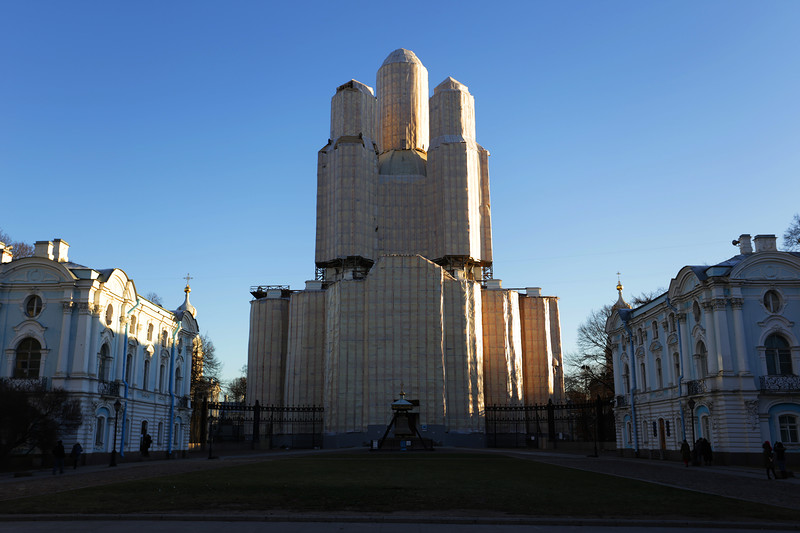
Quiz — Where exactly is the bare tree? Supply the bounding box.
[783,214,800,251]
[0,379,82,465]
[145,292,164,307]
[0,229,34,259]
[565,288,665,401]
[227,365,247,403]
[191,334,222,397]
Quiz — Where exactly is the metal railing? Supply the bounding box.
[760,375,800,393]
[98,380,120,396]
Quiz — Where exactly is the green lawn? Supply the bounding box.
[3,453,798,521]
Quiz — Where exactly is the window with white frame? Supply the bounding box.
[143,359,150,390]
[640,362,647,390]
[696,341,708,378]
[765,334,793,375]
[779,414,798,443]
[25,295,43,317]
[14,338,42,379]
[764,290,782,314]
[95,417,106,446]
[656,358,663,389]
[98,344,111,381]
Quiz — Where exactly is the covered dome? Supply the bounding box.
[381,48,422,67]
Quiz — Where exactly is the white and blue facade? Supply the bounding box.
[607,234,799,464]
[0,239,199,462]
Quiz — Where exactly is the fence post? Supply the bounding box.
[252,400,261,449]
[547,399,556,446]
[201,395,208,450]
[595,395,605,443]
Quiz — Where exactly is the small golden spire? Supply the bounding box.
[616,272,623,293]
[183,273,193,293]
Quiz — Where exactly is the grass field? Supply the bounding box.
[2,453,798,521]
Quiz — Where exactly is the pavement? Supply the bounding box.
[1,447,799,532]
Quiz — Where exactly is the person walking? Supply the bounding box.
[70,442,83,469]
[774,442,787,479]
[680,439,691,467]
[763,440,777,479]
[52,440,66,475]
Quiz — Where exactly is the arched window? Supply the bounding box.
[652,321,658,339]
[129,315,137,335]
[125,353,133,383]
[159,363,166,392]
[623,363,630,392]
[692,301,701,323]
[147,323,154,342]
[95,416,106,446]
[669,313,676,333]
[175,367,182,396]
[157,421,163,445]
[14,338,42,379]
[174,422,182,446]
[143,360,150,390]
[765,334,793,375]
[673,352,680,384]
[696,341,708,377]
[640,362,647,390]
[98,344,110,382]
[25,295,43,317]
[105,304,114,326]
[656,358,663,389]
[779,414,798,443]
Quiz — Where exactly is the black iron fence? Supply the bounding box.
[485,397,614,449]
[190,398,324,450]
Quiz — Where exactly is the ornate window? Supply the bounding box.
[656,358,663,389]
[98,344,111,381]
[105,304,114,326]
[160,330,168,346]
[14,338,42,378]
[623,363,630,392]
[779,414,799,443]
[125,353,133,383]
[175,367,182,396]
[692,301,701,323]
[640,362,647,390]
[673,353,680,384]
[25,295,43,317]
[159,363,166,392]
[765,334,793,375]
[695,341,708,377]
[95,417,106,446]
[764,290,782,314]
[147,323,154,342]
[143,360,150,390]
[129,315,137,335]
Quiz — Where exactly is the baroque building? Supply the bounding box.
[247,49,564,447]
[0,239,199,462]
[607,234,800,464]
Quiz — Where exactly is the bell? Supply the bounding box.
[393,413,412,436]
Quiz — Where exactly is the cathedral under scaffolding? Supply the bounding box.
[247,49,564,447]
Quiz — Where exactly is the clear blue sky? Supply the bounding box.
[3,1,799,384]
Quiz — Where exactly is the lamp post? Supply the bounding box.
[110,399,121,467]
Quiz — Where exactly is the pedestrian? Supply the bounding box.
[774,442,787,479]
[701,438,713,466]
[52,440,66,475]
[680,439,691,467]
[142,433,152,457]
[70,442,82,469]
[763,440,777,479]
